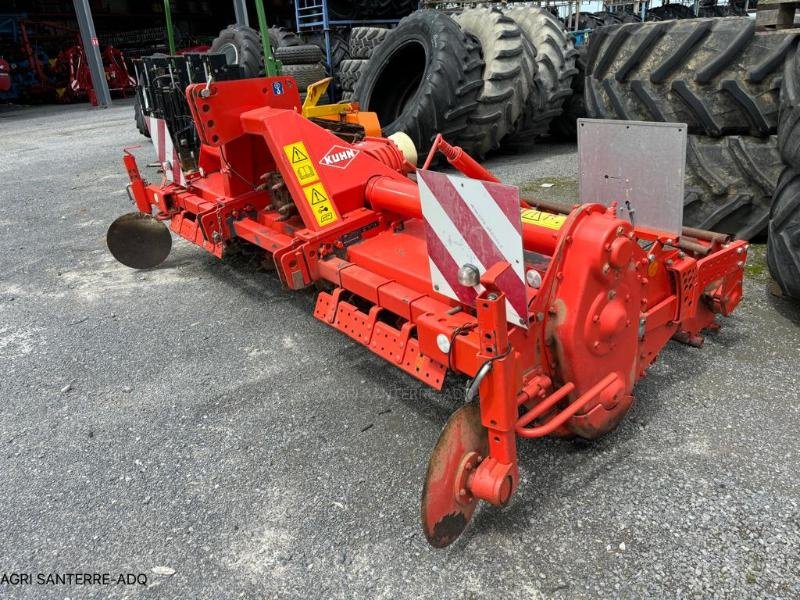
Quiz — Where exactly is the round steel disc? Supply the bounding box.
[421,401,488,548]
[107,212,172,270]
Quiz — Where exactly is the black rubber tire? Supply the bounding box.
[549,44,587,140]
[454,8,535,157]
[683,134,783,240]
[778,40,800,170]
[349,27,389,60]
[210,25,264,78]
[338,59,369,92]
[274,44,324,65]
[353,10,484,155]
[319,31,352,72]
[268,27,301,50]
[767,167,800,298]
[585,18,799,138]
[646,4,698,21]
[567,11,623,30]
[306,31,351,92]
[134,95,150,138]
[283,63,328,94]
[505,7,578,142]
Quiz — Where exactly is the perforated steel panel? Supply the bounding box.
[578,119,687,236]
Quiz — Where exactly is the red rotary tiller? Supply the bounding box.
[108,74,747,547]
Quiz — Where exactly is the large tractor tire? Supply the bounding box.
[767,167,800,298]
[585,18,799,137]
[329,31,352,68]
[549,44,588,140]
[338,59,369,93]
[268,27,301,50]
[778,40,800,170]
[349,27,389,59]
[353,10,484,155]
[210,25,264,77]
[307,31,351,92]
[453,8,535,158]
[683,134,783,240]
[505,7,578,142]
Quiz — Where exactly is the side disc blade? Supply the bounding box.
[107,212,172,269]
[421,401,488,548]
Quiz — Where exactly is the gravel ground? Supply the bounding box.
[1,100,799,599]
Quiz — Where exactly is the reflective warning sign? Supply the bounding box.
[283,141,319,186]
[520,209,566,230]
[303,182,338,226]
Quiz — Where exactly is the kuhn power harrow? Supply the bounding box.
[108,74,747,547]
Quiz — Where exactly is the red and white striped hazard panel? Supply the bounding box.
[418,170,528,328]
[146,116,187,186]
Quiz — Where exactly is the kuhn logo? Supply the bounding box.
[319,146,359,169]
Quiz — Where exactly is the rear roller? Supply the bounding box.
[106,212,172,270]
[421,401,488,548]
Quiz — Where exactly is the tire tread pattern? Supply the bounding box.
[454,8,534,157]
[684,134,783,239]
[505,7,577,142]
[349,27,390,59]
[353,10,483,155]
[586,18,792,137]
[767,167,800,298]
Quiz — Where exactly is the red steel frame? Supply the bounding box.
[121,76,747,521]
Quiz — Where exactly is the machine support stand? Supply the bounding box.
[469,265,521,507]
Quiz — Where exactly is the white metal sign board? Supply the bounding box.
[418,170,528,328]
[578,118,687,236]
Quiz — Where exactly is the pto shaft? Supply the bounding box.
[365,176,561,256]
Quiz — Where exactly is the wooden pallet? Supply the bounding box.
[756,0,800,29]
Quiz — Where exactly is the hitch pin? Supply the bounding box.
[201,75,214,98]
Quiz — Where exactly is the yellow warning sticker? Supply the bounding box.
[283,141,319,186]
[520,209,566,230]
[303,182,339,226]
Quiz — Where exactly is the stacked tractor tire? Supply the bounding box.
[344,8,582,157]
[585,17,796,243]
[769,40,800,299]
[209,25,327,99]
[339,27,390,100]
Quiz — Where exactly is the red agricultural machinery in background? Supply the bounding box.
[0,57,10,92]
[0,16,135,104]
[59,44,135,105]
[106,70,748,547]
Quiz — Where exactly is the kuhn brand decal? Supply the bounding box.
[319,145,359,169]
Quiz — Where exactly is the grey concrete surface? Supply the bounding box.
[1,100,799,600]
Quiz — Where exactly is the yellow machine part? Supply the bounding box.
[301,78,382,138]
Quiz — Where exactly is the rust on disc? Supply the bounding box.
[421,401,488,548]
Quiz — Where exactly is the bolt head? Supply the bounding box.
[526,269,543,289]
[457,264,481,287]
